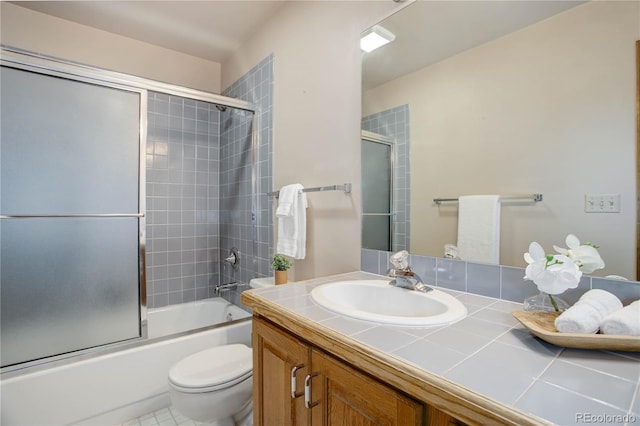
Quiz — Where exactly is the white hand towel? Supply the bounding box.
[577,289,623,319]
[554,289,623,334]
[276,184,307,259]
[554,301,602,334]
[456,195,500,264]
[601,300,640,336]
[275,185,299,217]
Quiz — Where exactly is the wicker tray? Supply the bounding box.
[512,310,640,352]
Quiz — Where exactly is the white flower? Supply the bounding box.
[523,241,545,265]
[553,234,605,274]
[524,242,582,295]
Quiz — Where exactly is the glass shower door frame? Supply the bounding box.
[361,130,395,251]
[1,46,258,373]
[1,49,149,371]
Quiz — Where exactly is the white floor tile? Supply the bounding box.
[123,405,229,426]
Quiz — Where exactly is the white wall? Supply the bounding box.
[363,1,638,279]
[223,1,400,280]
[0,3,222,93]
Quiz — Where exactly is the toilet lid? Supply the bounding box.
[169,344,252,390]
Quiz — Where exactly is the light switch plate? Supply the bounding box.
[585,194,620,213]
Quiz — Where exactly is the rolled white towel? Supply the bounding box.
[601,300,640,336]
[578,289,623,318]
[554,301,602,334]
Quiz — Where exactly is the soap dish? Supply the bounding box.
[512,310,640,352]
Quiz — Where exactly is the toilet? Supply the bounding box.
[168,344,253,425]
[248,276,275,289]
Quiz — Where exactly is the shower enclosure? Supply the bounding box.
[145,92,255,309]
[0,47,259,371]
[361,131,394,251]
[362,105,411,253]
[1,65,145,368]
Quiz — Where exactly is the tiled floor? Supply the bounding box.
[122,406,216,426]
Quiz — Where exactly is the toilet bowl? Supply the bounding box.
[168,344,253,425]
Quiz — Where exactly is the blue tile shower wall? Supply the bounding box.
[361,249,640,305]
[145,55,274,308]
[223,54,274,282]
[145,56,274,309]
[362,105,410,252]
[146,92,221,308]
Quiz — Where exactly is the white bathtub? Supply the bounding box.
[148,298,250,339]
[0,298,252,426]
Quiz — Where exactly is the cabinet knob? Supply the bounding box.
[304,373,319,409]
[290,364,305,399]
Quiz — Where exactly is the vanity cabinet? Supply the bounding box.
[308,347,423,425]
[426,406,468,426]
[252,315,310,425]
[253,316,467,426]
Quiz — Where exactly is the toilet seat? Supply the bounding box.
[169,344,252,393]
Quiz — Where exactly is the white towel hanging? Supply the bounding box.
[456,195,500,264]
[276,184,307,259]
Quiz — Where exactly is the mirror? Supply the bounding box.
[361,1,638,279]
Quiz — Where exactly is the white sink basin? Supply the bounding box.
[310,280,467,327]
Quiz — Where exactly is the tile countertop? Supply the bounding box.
[242,271,640,426]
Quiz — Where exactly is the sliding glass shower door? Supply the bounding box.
[0,66,145,367]
[361,134,394,251]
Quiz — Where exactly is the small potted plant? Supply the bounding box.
[270,254,292,285]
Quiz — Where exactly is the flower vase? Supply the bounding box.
[524,291,570,312]
[275,270,288,285]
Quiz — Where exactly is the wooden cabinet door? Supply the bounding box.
[309,349,423,426]
[253,317,311,426]
[426,405,469,426]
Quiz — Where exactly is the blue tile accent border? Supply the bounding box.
[362,249,640,305]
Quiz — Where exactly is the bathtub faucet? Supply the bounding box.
[214,282,247,294]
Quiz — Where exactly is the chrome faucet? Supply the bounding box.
[387,269,432,293]
[214,282,248,294]
[387,250,433,293]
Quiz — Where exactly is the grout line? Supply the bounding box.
[555,355,640,384]
[535,378,633,414]
[512,347,564,405]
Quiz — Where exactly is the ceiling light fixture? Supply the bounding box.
[360,25,396,53]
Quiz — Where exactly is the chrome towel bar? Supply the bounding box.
[268,183,352,199]
[433,194,543,205]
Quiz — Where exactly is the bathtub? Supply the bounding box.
[148,298,250,339]
[0,298,252,426]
